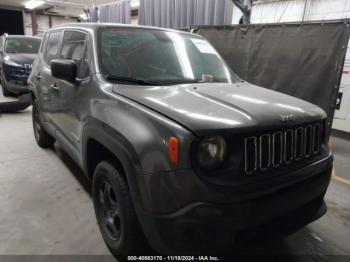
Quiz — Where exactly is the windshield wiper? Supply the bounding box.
[106,75,157,86]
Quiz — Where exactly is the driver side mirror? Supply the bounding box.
[51,59,77,83]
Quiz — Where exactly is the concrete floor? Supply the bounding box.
[0,91,349,260]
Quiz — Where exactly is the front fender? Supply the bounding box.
[87,91,195,174]
[82,119,144,208]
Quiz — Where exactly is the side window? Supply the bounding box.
[44,31,62,65]
[0,37,3,52]
[60,30,89,79]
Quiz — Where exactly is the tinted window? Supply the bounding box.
[99,29,238,85]
[44,31,63,64]
[4,37,41,54]
[61,30,89,78]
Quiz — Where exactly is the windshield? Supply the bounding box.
[99,28,239,85]
[4,37,41,54]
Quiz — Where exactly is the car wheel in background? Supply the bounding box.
[0,79,11,97]
[92,161,149,258]
[32,99,55,148]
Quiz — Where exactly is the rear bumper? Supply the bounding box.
[135,154,333,254]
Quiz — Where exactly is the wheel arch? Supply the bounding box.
[29,81,39,101]
[30,90,36,101]
[82,118,144,206]
[85,138,126,180]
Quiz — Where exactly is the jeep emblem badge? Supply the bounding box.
[280,114,296,122]
[24,64,32,74]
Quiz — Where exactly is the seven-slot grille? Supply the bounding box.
[244,123,322,175]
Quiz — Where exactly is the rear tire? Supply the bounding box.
[92,161,149,259]
[32,99,55,148]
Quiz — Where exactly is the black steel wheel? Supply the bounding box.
[32,99,54,148]
[92,161,149,258]
[99,179,122,240]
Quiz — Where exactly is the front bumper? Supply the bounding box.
[135,154,333,254]
[2,65,30,94]
[5,81,30,94]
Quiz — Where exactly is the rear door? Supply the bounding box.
[50,30,89,147]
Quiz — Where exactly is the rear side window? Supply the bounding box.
[44,31,63,65]
[61,30,89,78]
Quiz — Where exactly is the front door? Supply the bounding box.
[37,30,64,120]
[49,30,90,148]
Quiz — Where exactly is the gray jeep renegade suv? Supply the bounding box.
[29,23,333,257]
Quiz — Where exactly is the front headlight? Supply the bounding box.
[196,136,227,170]
[3,57,23,67]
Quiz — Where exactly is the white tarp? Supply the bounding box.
[231,0,350,132]
[232,0,350,24]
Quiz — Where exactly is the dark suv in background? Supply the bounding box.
[29,23,333,258]
[0,34,41,96]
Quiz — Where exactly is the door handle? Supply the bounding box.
[50,83,59,91]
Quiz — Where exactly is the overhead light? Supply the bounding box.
[130,0,139,9]
[25,0,45,9]
[79,13,88,20]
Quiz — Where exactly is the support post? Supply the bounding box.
[31,11,37,36]
[232,0,252,24]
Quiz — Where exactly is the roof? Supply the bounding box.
[51,22,196,36]
[2,35,42,39]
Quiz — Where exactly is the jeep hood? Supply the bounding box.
[112,82,326,135]
[4,53,36,65]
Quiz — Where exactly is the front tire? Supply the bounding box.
[1,79,11,97]
[92,161,148,258]
[32,99,55,148]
